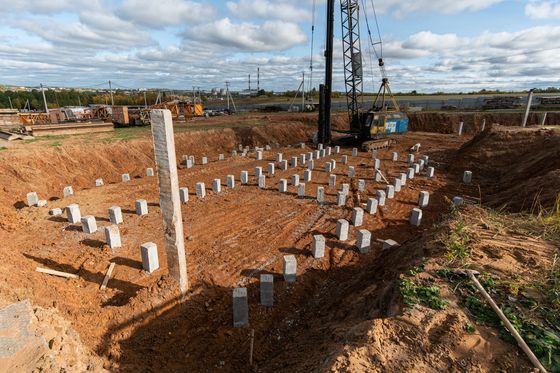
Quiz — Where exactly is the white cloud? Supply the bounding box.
[118,0,216,27]
[0,1,558,93]
[0,0,99,13]
[373,0,504,16]
[226,0,311,22]
[525,0,560,19]
[12,12,152,50]
[186,18,307,52]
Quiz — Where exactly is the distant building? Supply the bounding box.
[238,89,259,97]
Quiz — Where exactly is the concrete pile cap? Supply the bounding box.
[382,239,399,250]
[66,203,81,223]
[63,186,74,197]
[81,215,97,234]
[179,187,189,203]
[109,206,123,224]
[105,225,122,249]
[283,255,297,282]
[26,192,39,207]
[260,275,274,307]
[336,219,349,240]
[49,208,62,216]
[312,235,325,258]
[135,199,148,215]
[356,229,371,253]
[140,242,159,273]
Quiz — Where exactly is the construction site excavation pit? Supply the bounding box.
[0,112,559,372]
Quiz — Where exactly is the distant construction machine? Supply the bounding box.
[318,0,409,149]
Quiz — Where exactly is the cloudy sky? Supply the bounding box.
[1,0,559,92]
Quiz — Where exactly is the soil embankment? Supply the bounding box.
[450,126,560,211]
[0,121,316,232]
[409,111,560,134]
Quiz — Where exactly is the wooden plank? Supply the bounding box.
[31,122,114,137]
[100,263,116,290]
[36,267,79,279]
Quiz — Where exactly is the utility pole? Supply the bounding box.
[318,0,334,144]
[225,81,237,112]
[248,74,251,92]
[192,86,196,103]
[257,67,260,93]
[302,71,306,112]
[40,83,49,113]
[144,91,148,107]
[226,81,230,111]
[522,89,534,128]
[8,96,12,110]
[78,95,81,107]
[108,80,115,106]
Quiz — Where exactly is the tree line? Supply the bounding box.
[0,89,182,111]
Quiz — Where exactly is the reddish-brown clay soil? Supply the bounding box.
[0,116,556,372]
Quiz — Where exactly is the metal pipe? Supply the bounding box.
[467,271,547,373]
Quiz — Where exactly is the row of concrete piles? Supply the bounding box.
[26,168,164,272]
[24,110,475,327]
[230,143,473,327]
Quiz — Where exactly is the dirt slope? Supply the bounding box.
[450,126,560,211]
[409,111,560,134]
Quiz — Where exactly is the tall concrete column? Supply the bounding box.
[150,109,189,293]
[522,89,534,128]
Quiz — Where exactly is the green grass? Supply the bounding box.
[443,216,472,263]
[48,141,62,147]
[0,146,6,151]
[400,264,449,311]
[400,277,449,310]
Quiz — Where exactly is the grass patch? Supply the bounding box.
[442,215,472,263]
[0,146,7,151]
[400,264,449,311]
[400,277,449,310]
[48,141,62,147]
[484,195,560,242]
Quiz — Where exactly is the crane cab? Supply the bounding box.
[362,110,409,139]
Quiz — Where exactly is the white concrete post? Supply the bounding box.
[522,89,534,128]
[150,109,189,293]
[540,112,548,127]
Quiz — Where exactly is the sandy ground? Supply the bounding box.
[0,115,557,372]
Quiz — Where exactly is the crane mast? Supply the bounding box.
[340,0,364,133]
[317,0,409,144]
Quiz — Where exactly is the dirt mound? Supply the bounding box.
[451,126,560,211]
[257,207,536,372]
[409,111,560,134]
[0,300,106,373]
[31,305,107,372]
